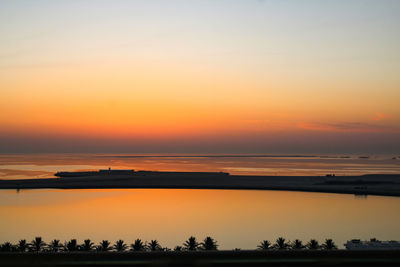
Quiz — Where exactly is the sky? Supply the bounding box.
[0,0,399,154]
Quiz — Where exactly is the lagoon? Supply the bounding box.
[0,189,399,250]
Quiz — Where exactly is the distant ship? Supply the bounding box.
[345,238,400,250]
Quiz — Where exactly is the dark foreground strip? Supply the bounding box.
[1,251,400,266]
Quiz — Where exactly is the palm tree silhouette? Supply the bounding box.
[31,237,46,252]
[130,239,145,251]
[65,239,78,252]
[257,240,271,250]
[81,239,94,251]
[174,246,183,251]
[49,239,62,252]
[306,239,320,250]
[113,240,127,252]
[1,242,13,252]
[291,239,305,250]
[17,240,28,252]
[183,236,199,251]
[148,240,162,251]
[274,237,288,250]
[98,240,111,251]
[200,237,218,250]
[0,235,344,254]
[322,239,337,250]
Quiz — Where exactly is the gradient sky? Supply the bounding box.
[1,0,399,153]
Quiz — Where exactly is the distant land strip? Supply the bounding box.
[0,173,399,197]
[94,155,345,158]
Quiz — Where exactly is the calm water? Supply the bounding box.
[1,153,400,179]
[0,154,399,249]
[0,189,399,249]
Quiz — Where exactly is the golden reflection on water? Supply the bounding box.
[0,189,399,249]
[1,154,400,179]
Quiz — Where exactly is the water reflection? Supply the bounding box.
[0,189,399,249]
[1,154,399,179]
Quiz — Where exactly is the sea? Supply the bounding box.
[0,153,399,249]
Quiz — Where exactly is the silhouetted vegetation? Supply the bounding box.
[17,240,28,252]
[322,239,338,250]
[0,236,345,253]
[0,242,13,252]
[148,240,162,251]
[31,237,45,252]
[274,237,289,250]
[200,237,218,250]
[257,240,271,250]
[183,236,199,251]
[82,239,94,251]
[130,239,145,252]
[113,240,127,252]
[174,246,182,251]
[66,239,78,252]
[306,239,320,250]
[291,239,305,250]
[49,239,62,252]
[98,240,111,252]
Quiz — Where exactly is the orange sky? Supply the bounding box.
[1,1,399,153]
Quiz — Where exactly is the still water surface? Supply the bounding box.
[0,189,399,249]
[1,153,399,179]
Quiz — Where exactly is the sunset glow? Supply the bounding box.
[1,0,399,153]
[1,189,400,249]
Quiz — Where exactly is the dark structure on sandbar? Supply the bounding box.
[55,168,135,177]
[55,168,230,178]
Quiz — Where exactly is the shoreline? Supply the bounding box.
[1,173,399,197]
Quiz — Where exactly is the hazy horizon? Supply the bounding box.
[1,0,399,154]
